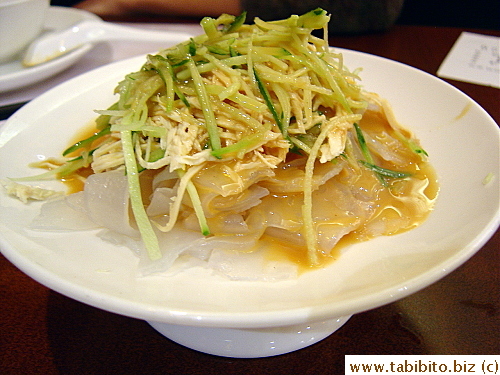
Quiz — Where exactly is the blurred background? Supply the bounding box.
[50,0,500,31]
[397,0,499,30]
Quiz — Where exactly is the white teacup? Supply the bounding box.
[0,0,50,64]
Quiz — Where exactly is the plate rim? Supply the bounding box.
[0,6,101,93]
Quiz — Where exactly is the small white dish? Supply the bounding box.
[0,6,100,94]
[0,0,49,64]
[0,51,498,358]
[22,19,193,67]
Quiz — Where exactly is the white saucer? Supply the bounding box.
[0,6,101,94]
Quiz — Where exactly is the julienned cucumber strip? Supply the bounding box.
[121,130,162,261]
[177,169,210,236]
[358,160,412,179]
[150,54,191,108]
[187,58,221,152]
[211,131,266,158]
[10,156,90,182]
[253,68,285,136]
[353,123,413,179]
[224,11,246,33]
[353,122,372,163]
[62,126,111,156]
[353,122,388,186]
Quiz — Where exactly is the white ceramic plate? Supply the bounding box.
[0,51,499,331]
[0,6,101,94]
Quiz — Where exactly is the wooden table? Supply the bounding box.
[1,24,499,374]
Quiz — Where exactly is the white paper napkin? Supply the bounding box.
[437,32,500,89]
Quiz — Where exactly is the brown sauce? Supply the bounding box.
[262,233,343,273]
[262,109,439,271]
[61,121,109,194]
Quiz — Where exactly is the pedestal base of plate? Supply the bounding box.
[147,315,351,358]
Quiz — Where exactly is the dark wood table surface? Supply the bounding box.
[1,23,499,374]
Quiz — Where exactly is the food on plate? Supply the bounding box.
[5,9,438,277]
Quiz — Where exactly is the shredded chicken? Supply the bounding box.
[1,180,63,203]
